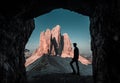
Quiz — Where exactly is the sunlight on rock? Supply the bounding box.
[25,54,41,67]
[79,55,92,65]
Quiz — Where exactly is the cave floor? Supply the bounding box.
[27,73,93,83]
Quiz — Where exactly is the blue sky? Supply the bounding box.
[25,8,91,55]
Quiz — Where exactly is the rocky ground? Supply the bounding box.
[26,55,93,83]
[27,73,93,83]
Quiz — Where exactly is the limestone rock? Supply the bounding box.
[61,33,73,57]
[32,25,73,57]
[51,25,61,47]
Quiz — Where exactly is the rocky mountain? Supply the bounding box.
[25,25,92,66]
[33,25,73,57]
[62,33,73,57]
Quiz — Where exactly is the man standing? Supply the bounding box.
[70,43,80,75]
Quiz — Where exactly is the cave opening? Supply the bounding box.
[25,8,93,83]
[1,1,120,83]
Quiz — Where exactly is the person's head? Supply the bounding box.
[73,43,77,47]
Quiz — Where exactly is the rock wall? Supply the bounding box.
[50,25,61,55]
[90,1,120,83]
[0,16,34,83]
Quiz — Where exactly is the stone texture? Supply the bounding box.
[39,31,48,55]
[0,0,94,18]
[61,33,73,57]
[0,16,34,83]
[90,1,120,83]
[50,25,61,55]
[51,25,61,46]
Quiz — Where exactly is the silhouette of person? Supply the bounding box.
[70,43,80,75]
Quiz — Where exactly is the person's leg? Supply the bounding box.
[75,60,80,75]
[70,60,76,74]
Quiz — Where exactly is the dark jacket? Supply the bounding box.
[73,47,79,60]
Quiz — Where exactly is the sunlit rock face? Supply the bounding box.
[33,25,73,57]
[62,33,73,57]
[51,25,61,47]
[50,25,61,55]
[25,25,73,66]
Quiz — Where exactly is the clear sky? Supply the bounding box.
[25,8,91,55]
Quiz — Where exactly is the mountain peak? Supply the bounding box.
[33,25,73,57]
[63,33,68,36]
[25,25,92,67]
[55,25,61,28]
